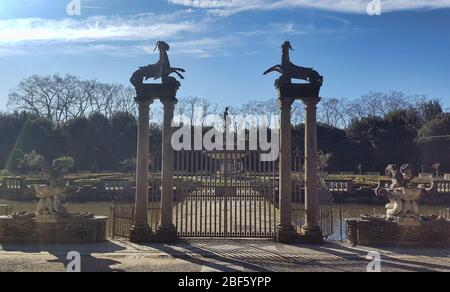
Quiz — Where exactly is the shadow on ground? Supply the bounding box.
[144,239,450,272]
[1,239,448,272]
[313,242,450,272]
[142,239,271,272]
[0,241,126,272]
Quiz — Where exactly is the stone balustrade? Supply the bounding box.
[419,173,434,180]
[339,171,354,176]
[444,174,450,181]
[431,180,450,194]
[324,179,354,193]
[102,178,131,192]
[1,178,25,190]
[365,172,381,176]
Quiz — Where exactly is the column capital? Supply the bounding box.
[136,98,153,107]
[160,97,178,108]
[278,97,295,109]
[301,96,321,107]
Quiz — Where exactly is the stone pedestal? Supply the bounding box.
[0,216,108,244]
[130,100,152,243]
[346,218,450,247]
[157,97,178,243]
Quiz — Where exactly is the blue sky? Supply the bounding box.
[0,0,450,110]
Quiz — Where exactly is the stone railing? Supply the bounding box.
[377,179,450,194]
[0,177,25,190]
[418,173,434,180]
[430,179,450,194]
[339,171,354,176]
[324,179,354,193]
[365,172,381,176]
[101,178,132,192]
[444,174,450,181]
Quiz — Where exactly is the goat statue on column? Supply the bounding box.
[264,41,323,85]
[130,41,185,87]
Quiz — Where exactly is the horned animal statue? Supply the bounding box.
[130,41,185,87]
[264,41,323,85]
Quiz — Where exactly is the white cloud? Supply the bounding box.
[168,0,450,15]
[0,14,199,45]
[0,10,218,57]
[0,11,234,59]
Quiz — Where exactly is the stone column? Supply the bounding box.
[302,97,322,241]
[277,97,296,242]
[130,100,152,243]
[157,97,178,242]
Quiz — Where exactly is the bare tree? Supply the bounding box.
[114,86,137,117]
[8,74,139,125]
[347,91,415,121]
[319,97,349,128]
[291,101,304,126]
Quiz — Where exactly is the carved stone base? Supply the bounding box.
[346,218,450,247]
[277,225,297,243]
[276,80,322,99]
[397,217,421,227]
[276,225,325,244]
[129,224,152,243]
[301,225,324,244]
[153,224,178,243]
[0,216,108,244]
[134,82,180,103]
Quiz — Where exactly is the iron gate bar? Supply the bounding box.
[172,149,279,238]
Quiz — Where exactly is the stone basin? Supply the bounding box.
[388,188,424,201]
[0,216,108,244]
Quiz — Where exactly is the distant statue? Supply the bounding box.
[264,41,323,85]
[223,107,231,134]
[224,107,230,122]
[376,164,426,220]
[130,41,185,87]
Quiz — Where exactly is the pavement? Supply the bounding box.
[0,239,449,272]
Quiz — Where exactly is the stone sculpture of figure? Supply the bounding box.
[263,41,323,84]
[33,158,77,219]
[376,164,425,220]
[130,41,185,87]
[385,164,414,189]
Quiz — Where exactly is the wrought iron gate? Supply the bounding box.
[173,150,278,238]
[109,149,335,240]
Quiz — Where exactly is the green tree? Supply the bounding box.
[419,114,450,138]
[418,100,443,124]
